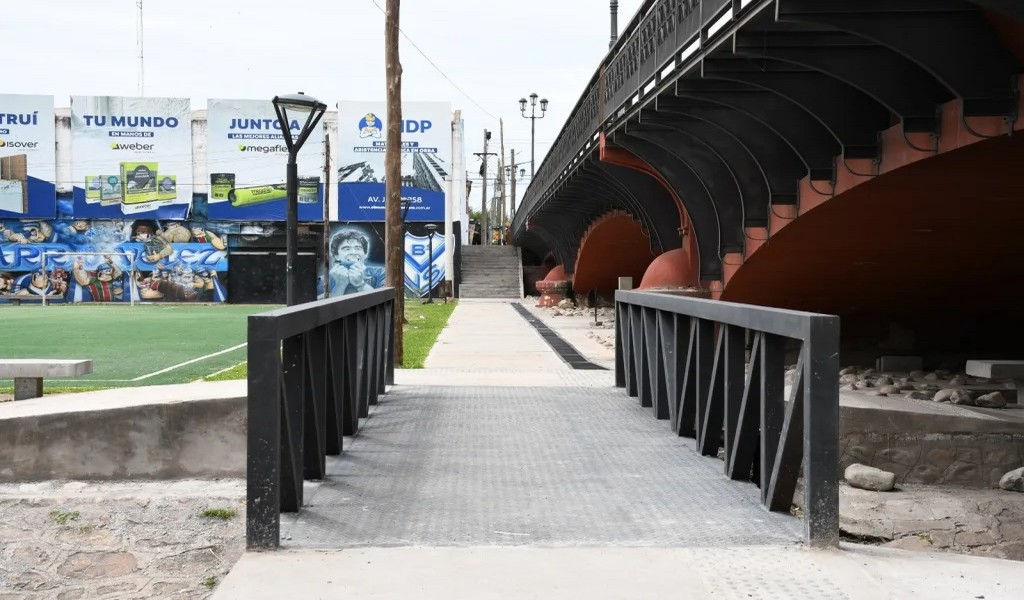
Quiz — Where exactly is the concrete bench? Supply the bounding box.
[965,360,1024,404]
[0,359,93,400]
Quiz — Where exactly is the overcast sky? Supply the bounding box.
[4,0,644,213]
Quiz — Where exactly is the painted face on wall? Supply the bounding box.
[134,226,154,242]
[335,240,367,265]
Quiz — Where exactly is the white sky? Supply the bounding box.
[3,0,644,215]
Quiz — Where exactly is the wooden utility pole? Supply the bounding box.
[498,119,505,244]
[385,0,404,363]
[479,130,490,245]
[509,149,517,225]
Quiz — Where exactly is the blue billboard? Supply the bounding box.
[206,99,325,221]
[336,102,450,222]
[0,95,56,219]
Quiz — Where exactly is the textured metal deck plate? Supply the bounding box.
[283,385,799,548]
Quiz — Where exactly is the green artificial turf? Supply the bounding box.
[2,300,457,394]
[0,304,278,389]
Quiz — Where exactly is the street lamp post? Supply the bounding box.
[519,93,548,178]
[272,92,327,306]
[424,223,437,304]
[505,163,526,225]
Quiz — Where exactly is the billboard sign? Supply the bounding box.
[206,98,325,221]
[336,102,450,222]
[71,96,192,219]
[0,94,56,218]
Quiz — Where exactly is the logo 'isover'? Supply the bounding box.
[111,142,154,151]
[0,139,39,149]
[238,143,288,154]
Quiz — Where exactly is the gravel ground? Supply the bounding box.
[0,480,245,599]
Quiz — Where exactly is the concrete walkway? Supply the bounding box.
[215,299,1024,599]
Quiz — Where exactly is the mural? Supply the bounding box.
[0,218,228,303]
[318,222,445,299]
[320,224,387,298]
[404,226,446,298]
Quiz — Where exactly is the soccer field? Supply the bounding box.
[0,304,279,390]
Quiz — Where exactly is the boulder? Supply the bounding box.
[975,391,1008,409]
[875,376,894,386]
[999,467,1024,492]
[845,463,897,491]
[933,388,955,403]
[880,385,902,395]
[949,389,976,405]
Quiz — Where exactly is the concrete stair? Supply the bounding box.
[459,245,523,299]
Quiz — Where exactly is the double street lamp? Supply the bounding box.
[518,93,548,178]
[504,164,527,224]
[273,92,327,306]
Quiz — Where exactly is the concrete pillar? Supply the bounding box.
[14,377,43,401]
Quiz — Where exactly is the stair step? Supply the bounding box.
[458,246,522,298]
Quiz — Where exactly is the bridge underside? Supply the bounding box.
[725,133,1024,359]
[515,0,1024,356]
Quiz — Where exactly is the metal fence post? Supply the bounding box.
[247,324,283,550]
[803,316,840,547]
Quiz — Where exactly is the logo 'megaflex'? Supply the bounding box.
[359,113,383,139]
[238,143,288,154]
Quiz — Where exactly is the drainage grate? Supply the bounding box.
[511,303,607,370]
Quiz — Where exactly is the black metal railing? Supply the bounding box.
[246,289,395,549]
[615,290,839,547]
[514,0,759,235]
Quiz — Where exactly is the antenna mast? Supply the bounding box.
[137,1,145,96]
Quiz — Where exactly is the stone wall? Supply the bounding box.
[840,432,1024,488]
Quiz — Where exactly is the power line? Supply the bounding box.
[368,0,497,121]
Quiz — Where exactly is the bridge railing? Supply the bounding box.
[514,0,750,235]
[615,290,839,547]
[246,289,394,549]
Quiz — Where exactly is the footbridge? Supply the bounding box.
[513,0,1024,357]
[215,292,1024,598]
